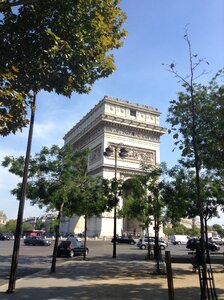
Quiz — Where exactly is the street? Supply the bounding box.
[1,239,223,287]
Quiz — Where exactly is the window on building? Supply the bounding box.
[130,109,136,117]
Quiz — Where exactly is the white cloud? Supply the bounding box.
[34,121,56,140]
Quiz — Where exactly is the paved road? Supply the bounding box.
[1,239,223,288]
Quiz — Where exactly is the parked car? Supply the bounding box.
[186,238,220,252]
[66,233,82,242]
[111,236,136,245]
[137,237,168,250]
[208,237,224,246]
[24,236,51,246]
[57,240,89,257]
[0,233,11,240]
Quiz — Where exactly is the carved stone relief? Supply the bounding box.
[105,124,160,142]
[108,143,155,164]
[89,144,102,165]
[73,127,104,149]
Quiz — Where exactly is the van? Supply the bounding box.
[170,235,189,245]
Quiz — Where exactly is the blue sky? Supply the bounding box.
[1,0,224,224]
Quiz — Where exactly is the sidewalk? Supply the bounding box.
[0,260,223,300]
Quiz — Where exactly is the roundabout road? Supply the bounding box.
[1,239,223,287]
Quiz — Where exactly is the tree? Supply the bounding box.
[166,30,224,298]
[22,222,33,232]
[0,68,31,136]
[198,73,224,175]
[35,219,45,230]
[211,224,224,238]
[0,0,127,135]
[121,163,166,273]
[164,166,224,223]
[1,1,127,291]
[163,224,200,237]
[0,0,38,8]
[2,145,110,270]
[1,220,17,235]
[69,176,111,259]
[163,166,196,223]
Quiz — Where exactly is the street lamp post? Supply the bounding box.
[104,144,128,258]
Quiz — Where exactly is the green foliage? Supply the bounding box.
[0,0,37,9]
[120,177,147,220]
[186,226,200,237]
[211,224,224,238]
[2,144,110,218]
[0,68,31,136]
[1,219,17,234]
[0,219,34,234]
[163,223,200,237]
[121,164,166,228]
[163,165,224,222]
[167,69,224,172]
[22,222,33,232]
[0,0,127,135]
[69,176,110,218]
[163,166,198,222]
[35,219,45,230]
[166,32,224,272]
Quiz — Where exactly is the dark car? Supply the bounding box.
[24,236,51,246]
[0,233,11,240]
[57,240,89,257]
[111,236,136,245]
[186,238,220,252]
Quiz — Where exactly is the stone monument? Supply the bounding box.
[60,96,166,237]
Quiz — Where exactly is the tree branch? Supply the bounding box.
[0,0,39,9]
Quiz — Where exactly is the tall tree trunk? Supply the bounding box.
[83,215,87,260]
[189,62,207,300]
[187,36,207,298]
[154,211,160,273]
[146,225,151,260]
[204,218,210,264]
[7,92,36,293]
[51,204,63,273]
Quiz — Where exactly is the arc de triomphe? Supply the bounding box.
[60,96,166,237]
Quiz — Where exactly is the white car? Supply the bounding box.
[66,233,82,242]
[209,237,223,245]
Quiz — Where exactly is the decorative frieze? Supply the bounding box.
[89,144,102,164]
[105,124,160,142]
[108,143,155,165]
[72,126,104,149]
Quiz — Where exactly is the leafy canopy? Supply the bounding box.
[0,68,31,136]
[121,163,166,228]
[0,0,127,135]
[0,0,127,95]
[2,144,111,217]
[167,69,224,172]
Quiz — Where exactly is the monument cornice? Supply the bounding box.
[103,95,160,115]
[102,115,166,135]
[64,96,165,141]
[65,114,166,147]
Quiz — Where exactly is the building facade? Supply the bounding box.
[60,96,166,237]
[0,210,7,226]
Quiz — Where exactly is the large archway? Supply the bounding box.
[121,178,145,237]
